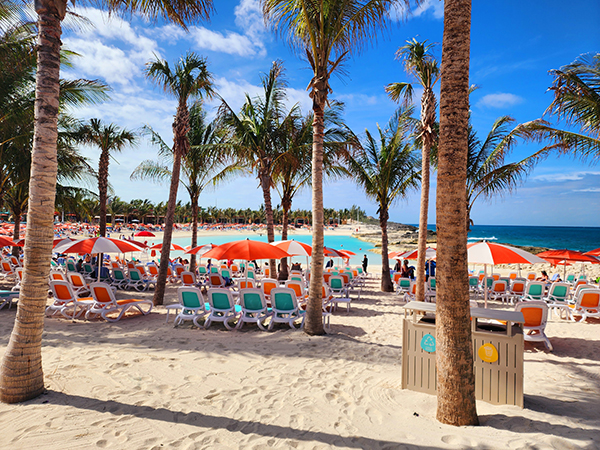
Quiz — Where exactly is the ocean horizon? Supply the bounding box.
[417,224,600,252]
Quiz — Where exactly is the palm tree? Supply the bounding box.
[220,60,296,276]
[145,52,214,306]
[132,102,236,271]
[434,0,479,426]
[273,103,348,279]
[463,116,540,231]
[262,0,404,335]
[345,108,420,292]
[0,0,214,404]
[77,118,136,237]
[387,38,440,302]
[518,53,600,161]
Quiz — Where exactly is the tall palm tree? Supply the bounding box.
[0,1,214,404]
[387,38,440,302]
[463,116,540,231]
[435,0,479,426]
[132,102,236,272]
[220,60,296,276]
[145,52,214,306]
[77,118,137,237]
[262,0,404,335]
[273,103,348,279]
[517,53,600,161]
[345,108,420,292]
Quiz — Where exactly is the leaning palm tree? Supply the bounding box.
[220,60,296,277]
[0,0,213,404]
[387,38,440,302]
[77,118,137,237]
[262,0,406,335]
[345,108,420,292]
[517,53,600,161]
[132,102,236,272]
[145,52,214,306]
[435,0,479,426]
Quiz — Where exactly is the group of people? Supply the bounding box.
[393,259,436,280]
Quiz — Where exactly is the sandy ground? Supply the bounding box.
[0,271,599,449]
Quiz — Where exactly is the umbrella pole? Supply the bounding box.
[97,252,103,282]
[484,264,488,308]
[517,263,521,278]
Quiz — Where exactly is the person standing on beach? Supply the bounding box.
[362,255,368,273]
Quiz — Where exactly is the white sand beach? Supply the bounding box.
[0,267,599,449]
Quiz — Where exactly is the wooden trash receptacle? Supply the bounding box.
[401,301,525,407]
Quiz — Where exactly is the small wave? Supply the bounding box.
[467,236,498,241]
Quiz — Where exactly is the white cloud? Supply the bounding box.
[391,0,444,21]
[573,188,600,193]
[234,0,266,39]
[188,26,264,57]
[532,171,600,183]
[476,93,524,109]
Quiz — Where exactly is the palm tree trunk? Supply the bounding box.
[189,194,199,272]
[435,0,479,426]
[0,6,63,403]
[380,207,394,292]
[259,169,276,276]
[278,198,290,281]
[11,205,22,257]
[306,103,325,335]
[97,149,109,237]
[154,103,188,306]
[416,88,435,302]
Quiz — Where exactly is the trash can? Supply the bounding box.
[401,301,525,407]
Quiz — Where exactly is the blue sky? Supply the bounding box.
[61,0,600,227]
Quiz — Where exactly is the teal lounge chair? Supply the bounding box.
[174,287,207,327]
[205,288,240,330]
[237,288,272,330]
[269,287,305,330]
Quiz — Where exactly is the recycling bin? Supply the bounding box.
[401,301,525,407]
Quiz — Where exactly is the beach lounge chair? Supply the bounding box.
[11,267,23,291]
[544,282,572,319]
[128,268,154,291]
[49,270,67,282]
[285,279,307,303]
[174,287,207,327]
[526,272,536,281]
[87,282,153,322]
[403,282,417,302]
[0,290,19,310]
[237,279,256,290]
[490,280,509,303]
[9,255,20,267]
[508,279,527,304]
[509,272,518,280]
[65,260,77,273]
[329,275,351,312]
[268,287,305,330]
[197,265,208,280]
[48,280,95,319]
[111,268,129,290]
[261,278,279,304]
[207,273,226,289]
[82,263,95,280]
[515,301,552,351]
[565,274,576,285]
[395,277,412,295]
[67,272,91,297]
[204,288,240,330]
[0,260,15,280]
[237,288,272,330]
[468,276,481,295]
[210,266,219,274]
[570,289,600,322]
[320,284,333,330]
[181,271,202,288]
[523,281,545,301]
[173,264,185,280]
[426,277,436,302]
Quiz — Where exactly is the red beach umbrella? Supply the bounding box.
[135,230,155,237]
[583,248,600,257]
[338,249,356,257]
[401,247,437,260]
[271,240,312,257]
[0,236,18,247]
[150,243,186,252]
[203,239,290,261]
[186,243,219,256]
[54,237,145,254]
[537,249,598,264]
[324,247,346,258]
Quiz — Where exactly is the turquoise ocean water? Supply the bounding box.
[423,224,600,252]
[166,233,377,267]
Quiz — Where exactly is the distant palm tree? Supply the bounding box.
[434,0,479,426]
[145,52,214,306]
[78,118,137,237]
[262,0,404,335]
[345,108,420,292]
[518,53,600,161]
[220,60,296,276]
[132,102,236,271]
[387,38,440,302]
